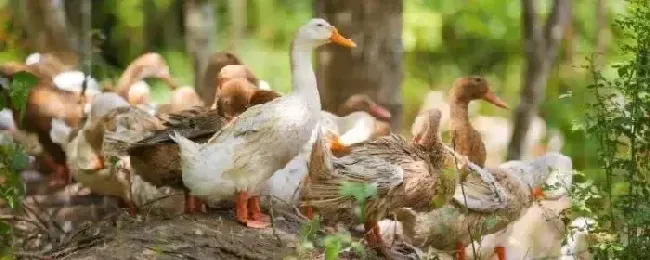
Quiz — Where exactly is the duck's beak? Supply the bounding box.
[532,186,545,201]
[482,90,509,109]
[368,104,392,119]
[90,155,105,170]
[162,76,178,90]
[329,27,357,48]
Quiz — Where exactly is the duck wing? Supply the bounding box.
[207,97,290,144]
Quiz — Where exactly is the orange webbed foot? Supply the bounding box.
[247,196,270,222]
[328,135,351,157]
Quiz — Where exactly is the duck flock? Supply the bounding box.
[0,19,589,260]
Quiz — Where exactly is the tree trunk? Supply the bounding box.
[184,0,215,97]
[314,0,404,131]
[230,0,247,51]
[506,0,572,160]
[594,0,607,68]
[23,0,78,65]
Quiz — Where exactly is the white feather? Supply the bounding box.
[52,71,100,92]
[49,118,72,145]
[25,52,41,65]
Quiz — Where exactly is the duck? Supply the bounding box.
[110,77,278,214]
[170,18,356,229]
[48,93,139,215]
[114,52,179,106]
[301,128,404,257]
[0,64,90,188]
[464,154,574,260]
[301,108,449,256]
[393,153,572,260]
[464,196,572,260]
[201,51,253,106]
[320,94,392,156]
[448,76,508,178]
[51,93,186,216]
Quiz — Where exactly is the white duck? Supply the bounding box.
[170,18,356,229]
[319,94,392,155]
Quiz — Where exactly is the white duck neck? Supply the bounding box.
[289,40,321,111]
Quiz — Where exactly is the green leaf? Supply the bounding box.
[350,241,365,257]
[9,71,38,122]
[9,149,28,171]
[338,181,377,202]
[323,235,341,260]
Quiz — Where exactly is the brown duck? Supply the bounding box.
[0,63,88,188]
[302,108,451,258]
[449,76,508,171]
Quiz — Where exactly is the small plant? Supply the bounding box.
[577,0,650,257]
[338,181,378,222]
[0,71,37,257]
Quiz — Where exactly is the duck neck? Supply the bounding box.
[290,41,321,111]
[450,99,471,131]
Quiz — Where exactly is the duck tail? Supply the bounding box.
[307,129,333,180]
[169,131,200,156]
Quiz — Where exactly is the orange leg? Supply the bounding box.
[122,198,138,217]
[364,220,384,249]
[194,196,206,213]
[48,161,68,189]
[247,196,270,222]
[301,205,314,220]
[495,246,506,260]
[242,194,269,229]
[234,191,248,224]
[184,193,202,214]
[455,242,466,260]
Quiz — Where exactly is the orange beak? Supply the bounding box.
[329,27,357,48]
[482,90,509,109]
[532,186,545,201]
[91,155,105,170]
[163,76,178,90]
[368,104,392,119]
[328,135,351,157]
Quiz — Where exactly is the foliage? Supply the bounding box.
[574,0,650,258]
[0,71,38,121]
[290,181,375,260]
[0,67,35,258]
[338,181,378,223]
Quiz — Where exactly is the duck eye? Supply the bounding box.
[316,24,323,27]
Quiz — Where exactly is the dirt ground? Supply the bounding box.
[57,209,384,260]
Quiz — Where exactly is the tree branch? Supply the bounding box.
[543,0,572,55]
[521,0,541,43]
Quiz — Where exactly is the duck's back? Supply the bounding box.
[197,96,317,191]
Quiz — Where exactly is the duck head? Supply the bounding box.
[218,64,259,88]
[217,78,256,121]
[339,94,392,119]
[170,86,202,109]
[449,76,508,109]
[411,108,442,146]
[293,18,357,49]
[131,52,178,90]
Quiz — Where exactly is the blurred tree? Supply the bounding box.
[184,0,215,97]
[314,0,404,130]
[23,0,78,66]
[506,0,572,160]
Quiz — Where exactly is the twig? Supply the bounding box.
[449,139,478,260]
[145,246,198,260]
[268,195,283,246]
[0,214,49,231]
[441,143,508,208]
